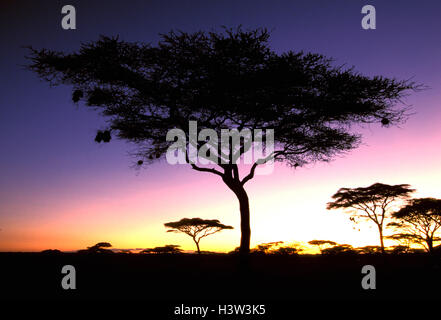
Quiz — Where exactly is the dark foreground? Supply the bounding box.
[1,252,440,314]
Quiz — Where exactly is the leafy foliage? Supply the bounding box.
[321,244,357,256]
[389,198,441,252]
[140,245,182,254]
[251,241,302,255]
[165,218,233,254]
[357,246,383,254]
[26,28,418,168]
[78,242,114,254]
[251,241,284,254]
[272,246,302,255]
[327,183,415,252]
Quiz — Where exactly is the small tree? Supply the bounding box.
[140,244,182,254]
[321,244,356,256]
[327,183,415,253]
[389,198,441,253]
[40,249,62,254]
[308,240,337,254]
[251,241,301,255]
[357,246,382,254]
[78,242,114,254]
[252,241,284,254]
[389,245,412,254]
[164,218,233,254]
[385,233,417,252]
[272,245,302,255]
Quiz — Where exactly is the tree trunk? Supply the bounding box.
[224,180,251,255]
[194,238,201,254]
[236,187,251,255]
[427,238,433,254]
[378,225,385,254]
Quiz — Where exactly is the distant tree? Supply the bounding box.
[164,218,233,254]
[308,240,337,254]
[78,242,114,254]
[40,249,62,254]
[140,245,182,254]
[321,244,357,256]
[26,28,419,254]
[88,242,112,251]
[250,241,301,255]
[385,233,417,252]
[389,198,441,253]
[90,242,112,249]
[117,249,134,254]
[356,246,382,254]
[388,245,412,254]
[272,245,302,255]
[198,251,218,255]
[251,241,284,254]
[327,183,415,253]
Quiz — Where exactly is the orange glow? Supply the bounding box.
[2,120,441,253]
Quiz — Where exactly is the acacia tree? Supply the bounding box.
[164,218,233,254]
[308,240,337,254]
[385,233,416,252]
[252,241,284,254]
[78,242,113,254]
[26,28,418,254]
[321,244,356,255]
[327,183,415,253]
[388,198,441,253]
[140,244,182,254]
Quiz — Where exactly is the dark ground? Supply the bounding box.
[1,252,440,315]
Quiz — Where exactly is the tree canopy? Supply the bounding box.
[327,183,415,253]
[165,218,233,254]
[140,245,182,254]
[26,28,418,168]
[389,198,441,253]
[78,242,114,254]
[321,244,356,256]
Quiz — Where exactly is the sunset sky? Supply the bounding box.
[1,0,441,253]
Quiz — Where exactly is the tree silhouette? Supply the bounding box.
[40,249,62,254]
[78,242,114,254]
[388,244,413,254]
[251,241,284,254]
[164,218,233,254]
[26,28,418,254]
[385,233,418,252]
[271,245,302,255]
[321,244,356,256]
[327,183,415,253]
[140,244,182,254]
[356,246,382,254]
[308,240,337,254]
[250,241,301,255]
[388,198,441,253]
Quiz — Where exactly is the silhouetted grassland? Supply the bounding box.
[1,252,440,302]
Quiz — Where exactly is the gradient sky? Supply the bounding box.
[1,0,441,253]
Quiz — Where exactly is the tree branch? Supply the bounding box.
[240,152,277,186]
[241,162,259,186]
[190,163,224,177]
